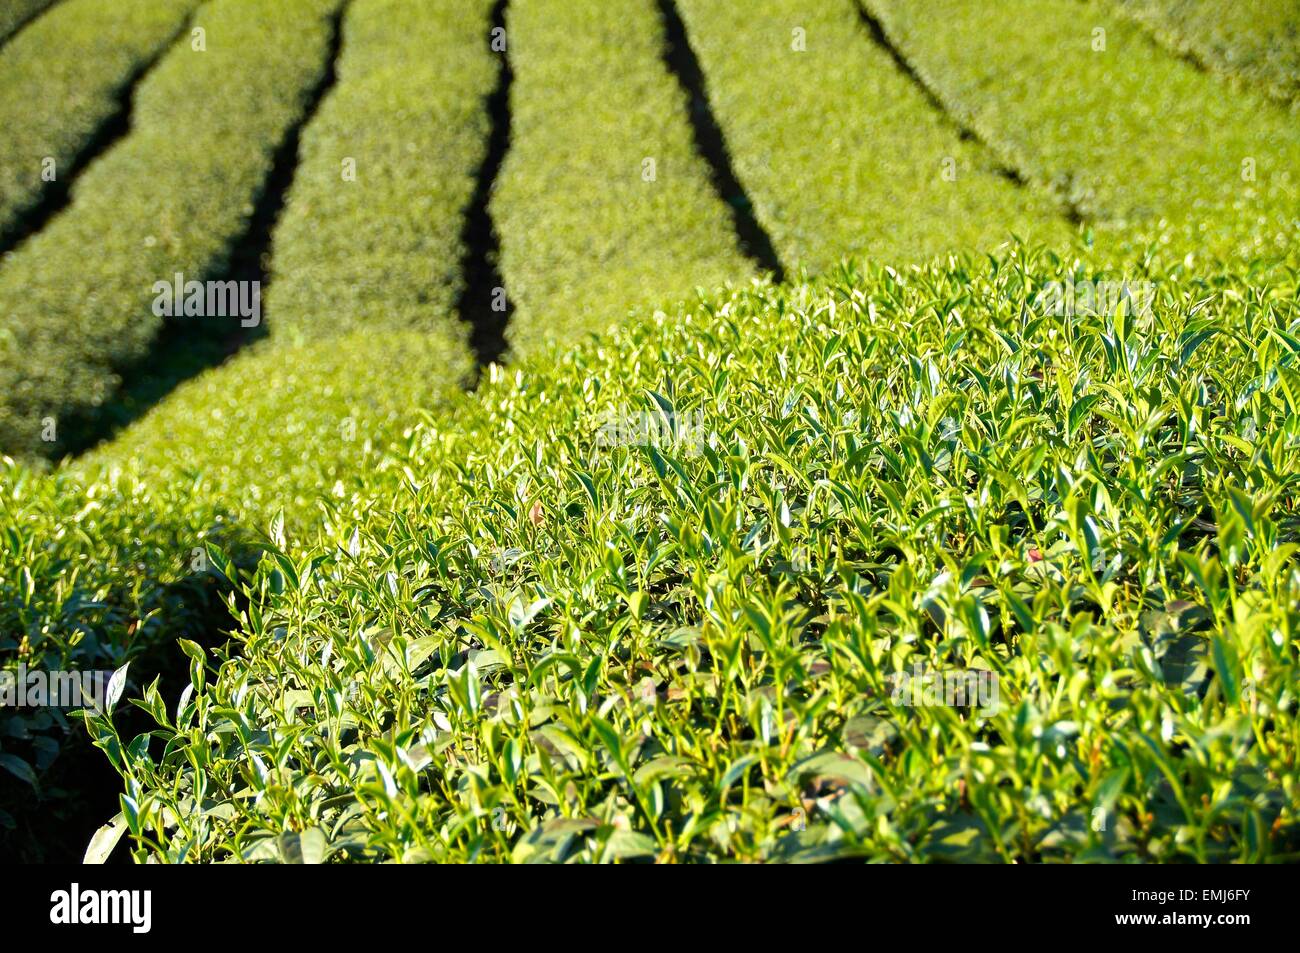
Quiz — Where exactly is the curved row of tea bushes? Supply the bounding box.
[492,0,752,354]
[0,0,55,45]
[89,245,1300,863]
[1110,0,1300,104]
[1,0,496,857]
[1,327,474,859]
[674,0,1071,274]
[79,329,475,532]
[865,0,1300,261]
[266,0,498,340]
[0,0,346,458]
[0,0,201,240]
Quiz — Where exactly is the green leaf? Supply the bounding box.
[0,754,37,788]
[604,829,657,860]
[84,813,127,864]
[1211,634,1243,705]
[105,662,130,715]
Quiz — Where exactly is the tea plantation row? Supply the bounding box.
[1111,0,1300,104]
[0,0,199,243]
[0,0,345,457]
[84,248,1300,862]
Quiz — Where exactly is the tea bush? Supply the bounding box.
[2,0,1297,866]
[88,246,1300,862]
[866,0,1300,261]
[675,0,1071,273]
[0,0,200,240]
[0,0,55,45]
[1111,0,1300,104]
[0,0,345,457]
[0,328,473,858]
[493,0,751,354]
[266,0,497,340]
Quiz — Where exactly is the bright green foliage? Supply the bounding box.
[675,0,1071,273]
[2,0,1297,867]
[266,0,497,340]
[0,0,344,458]
[90,246,1300,863]
[0,0,200,239]
[866,0,1300,261]
[0,0,54,44]
[493,0,751,354]
[0,328,472,858]
[1111,0,1300,104]
[79,328,474,527]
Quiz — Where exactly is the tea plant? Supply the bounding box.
[0,328,472,858]
[0,0,345,457]
[493,0,750,354]
[1110,0,1300,104]
[0,0,200,239]
[675,0,1071,274]
[0,0,55,45]
[87,246,1300,862]
[266,0,497,340]
[2,0,1297,866]
[867,0,1300,261]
